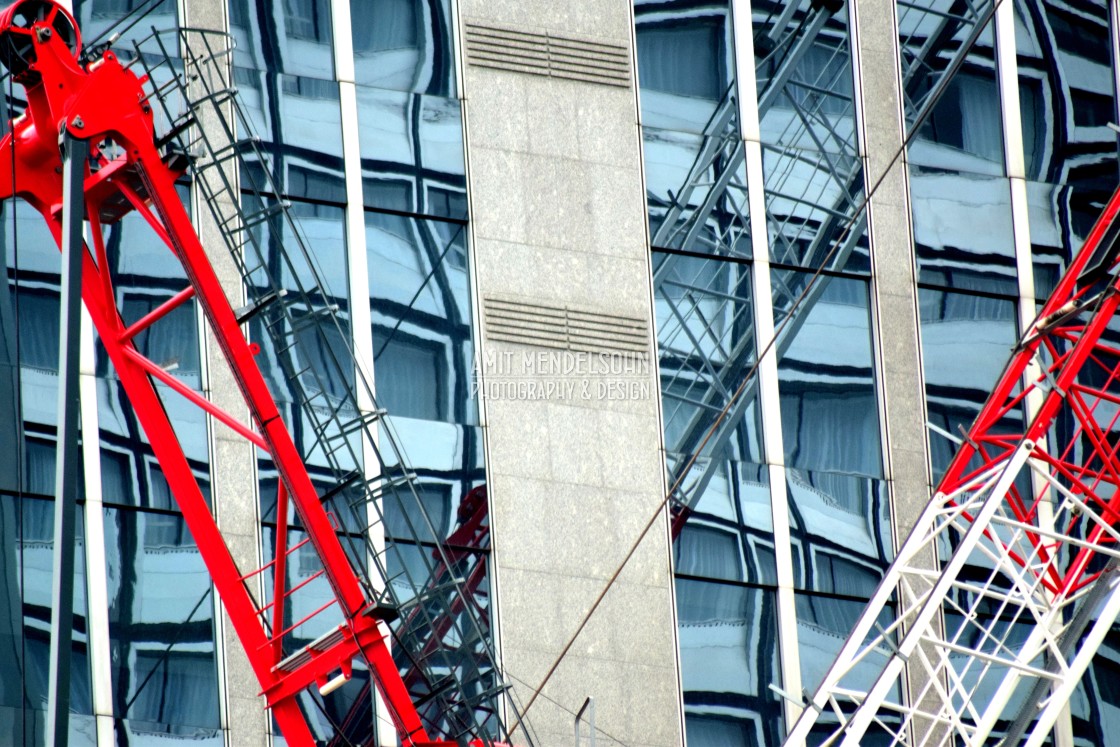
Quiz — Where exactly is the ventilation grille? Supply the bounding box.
[483,297,648,355]
[464,23,631,88]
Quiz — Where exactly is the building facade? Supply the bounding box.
[2,0,1120,746]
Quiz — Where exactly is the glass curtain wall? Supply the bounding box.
[230,0,484,741]
[902,0,1120,743]
[0,0,483,744]
[636,1,891,744]
[0,0,222,743]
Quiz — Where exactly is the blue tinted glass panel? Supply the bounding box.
[357,88,466,220]
[752,2,867,275]
[244,200,352,466]
[919,288,1018,480]
[235,70,345,202]
[114,718,221,744]
[73,0,179,53]
[104,506,220,733]
[774,272,881,477]
[762,142,868,273]
[1016,0,1117,184]
[350,0,457,97]
[635,0,735,134]
[896,0,998,129]
[97,378,212,510]
[655,251,761,462]
[1071,619,1120,745]
[1030,176,1117,299]
[786,468,891,596]
[911,167,1016,295]
[675,461,776,586]
[752,1,857,156]
[1017,0,1117,301]
[367,213,475,424]
[380,419,485,541]
[5,202,63,494]
[18,497,94,724]
[911,71,1005,173]
[644,126,751,257]
[230,0,334,79]
[796,592,899,741]
[677,579,784,747]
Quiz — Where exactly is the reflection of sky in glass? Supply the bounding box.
[676,579,785,747]
[774,272,881,478]
[357,88,466,220]
[350,0,457,97]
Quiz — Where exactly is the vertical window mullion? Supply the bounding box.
[731,0,803,730]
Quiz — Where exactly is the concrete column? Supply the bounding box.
[178,1,269,743]
[852,1,942,744]
[458,2,683,746]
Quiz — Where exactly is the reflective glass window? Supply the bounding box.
[1070,620,1120,745]
[786,468,891,596]
[73,0,179,53]
[676,578,784,747]
[104,506,220,734]
[231,0,334,79]
[919,288,1018,480]
[5,201,64,494]
[911,168,1016,295]
[644,126,751,258]
[357,88,466,220]
[774,272,882,477]
[655,252,761,468]
[1016,0,1117,186]
[1021,0,1115,297]
[752,1,857,155]
[795,592,899,740]
[367,213,475,425]
[635,0,735,134]
[752,2,867,274]
[911,71,1005,172]
[350,0,457,97]
[762,143,868,273]
[896,0,999,130]
[675,461,776,586]
[235,70,345,201]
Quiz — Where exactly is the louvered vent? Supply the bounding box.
[464,23,631,88]
[483,297,648,355]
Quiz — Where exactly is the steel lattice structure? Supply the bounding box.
[646,0,998,529]
[784,185,1120,746]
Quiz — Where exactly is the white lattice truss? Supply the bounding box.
[785,189,1120,746]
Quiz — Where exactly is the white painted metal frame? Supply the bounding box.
[730,0,806,731]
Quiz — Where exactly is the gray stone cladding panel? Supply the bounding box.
[461,1,683,745]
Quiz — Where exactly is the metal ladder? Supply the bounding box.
[128,27,517,744]
[0,1,522,742]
